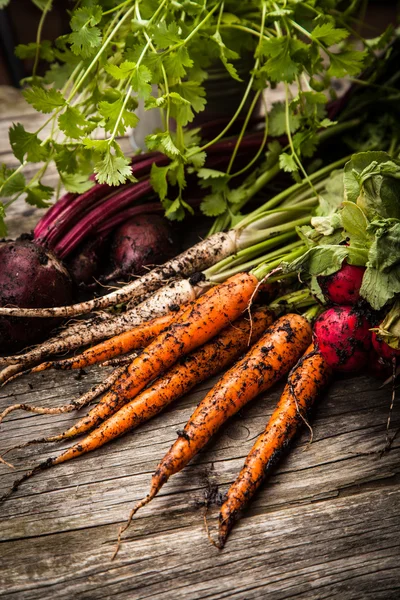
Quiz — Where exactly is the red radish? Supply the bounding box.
[313,306,372,372]
[371,332,400,361]
[317,262,365,306]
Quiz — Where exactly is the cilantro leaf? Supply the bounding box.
[69,5,102,57]
[153,22,181,47]
[269,102,300,137]
[60,172,94,193]
[164,47,193,79]
[212,31,241,82]
[201,192,227,217]
[150,163,170,200]
[0,165,26,197]
[9,123,49,163]
[23,86,65,114]
[70,27,102,58]
[311,22,348,47]
[15,40,54,62]
[99,98,139,135]
[260,37,306,83]
[146,132,181,158]
[170,81,206,125]
[279,152,298,173]
[0,203,6,238]
[25,182,53,208]
[58,107,93,139]
[131,65,152,99]
[94,150,133,186]
[328,50,366,78]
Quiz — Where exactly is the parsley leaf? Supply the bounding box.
[9,123,49,163]
[25,182,53,208]
[23,86,65,114]
[60,172,94,193]
[311,22,349,47]
[69,5,102,58]
[201,192,227,217]
[0,165,26,197]
[131,65,152,99]
[153,22,181,47]
[328,50,366,77]
[150,163,170,200]
[99,98,139,135]
[94,149,133,186]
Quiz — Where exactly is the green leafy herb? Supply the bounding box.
[0,0,391,235]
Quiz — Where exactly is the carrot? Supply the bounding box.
[26,273,260,443]
[29,312,178,373]
[0,307,273,495]
[217,344,332,548]
[112,313,312,557]
[0,279,199,374]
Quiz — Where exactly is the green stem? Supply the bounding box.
[269,288,315,313]
[252,245,307,280]
[204,230,297,276]
[33,0,52,77]
[209,240,304,283]
[103,0,134,16]
[226,90,261,174]
[302,305,321,323]
[241,216,312,248]
[236,155,351,229]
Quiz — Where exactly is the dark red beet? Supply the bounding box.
[317,262,365,306]
[313,306,372,372]
[103,214,180,282]
[67,232,111,287]
[0,240,74,353]
[371,331,400,361]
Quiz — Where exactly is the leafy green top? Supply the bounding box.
[0,0,388,235]
[290,151,400,310]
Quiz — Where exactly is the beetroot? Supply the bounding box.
[313,306,372,372]
[67,232,111,287]
[103,214,180,283]
[317,262,365,306]
[0,240,74,353]
[371,331,400,361]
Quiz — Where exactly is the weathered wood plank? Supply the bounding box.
[0,366,399,599]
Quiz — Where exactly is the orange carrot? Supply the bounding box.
[112,313,312,557]
[217,344,332,548]
[30,312,178,373]
[35,273,260,442]
[0,308,273,499]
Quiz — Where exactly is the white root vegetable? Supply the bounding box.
[0,278,200,378]
[0,231,237,318]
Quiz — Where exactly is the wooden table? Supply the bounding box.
[1,86,399,600]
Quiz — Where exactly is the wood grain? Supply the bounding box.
[0,85,399,600]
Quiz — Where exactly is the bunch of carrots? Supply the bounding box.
[0,266,332,556]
